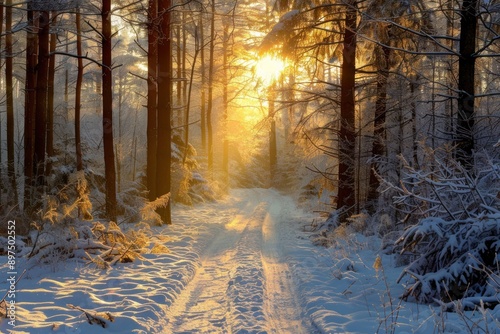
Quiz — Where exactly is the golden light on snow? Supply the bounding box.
[254,55,286,86]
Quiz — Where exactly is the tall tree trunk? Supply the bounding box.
[199,14,207,152]
[268,85,277,186]
[24,2,36,210]
[368,44,391,206]
[46,12,57,177]
[75,8,83,171]
[410,79,419,169]
[207,0,215,177]
[222,21,229,191]
[176,10,182,128]
[0,1,3,73]
[116,72,124,193]
[147,0,158,201]
[102,0,118,221]
[457,0,477,164]
[64,30,70,165]
[5,0,17,206]
[445,0,455,145]
[337,1,357,217]
[34,10,50,189]
[0,0,3,203]
[182,27,200,164]
[182,10,187,111]
[156,0,172,224]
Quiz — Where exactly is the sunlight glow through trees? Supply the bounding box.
[254,54,286,86]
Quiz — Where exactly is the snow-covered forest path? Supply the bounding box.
[2,188,495,334]
[166,189,311,333]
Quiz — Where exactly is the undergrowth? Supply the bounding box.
[21,171,171,269]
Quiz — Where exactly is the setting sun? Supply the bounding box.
[254,55,286,86]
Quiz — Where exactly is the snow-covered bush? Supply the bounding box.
[396,215,500,309]
[389,149,500,223]
[390,149,500,309]
[25,171,169,268]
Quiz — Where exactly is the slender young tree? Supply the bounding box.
[182,23,201,164]
[102,0,118,221]
[368,44,391,206]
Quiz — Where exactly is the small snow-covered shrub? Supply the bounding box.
[391,149,500,309]
[397,215,500,309]
[140,193,170,226]
[28,218,158,268]
[25,171,166,268]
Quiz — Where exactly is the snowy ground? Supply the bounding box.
[1,188,499,333]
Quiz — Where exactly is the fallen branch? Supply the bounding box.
[67,304,114,328]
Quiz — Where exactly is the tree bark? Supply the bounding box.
[46,12,57,177]
[182,10,187,113]
[156,0,172,224]
[102,0,118,221]
[182,27,200,164]
[176,11,182,128]
[268,86,277,186]
[75,8,83,171]
[207,0,215,177]
[0,0,3,202]
[199,13,207,152]
[24,2,37,210]
[457,0,477,164]
[222,21,229,192]
[5,0,17,205]
[147,0,158,201]
[337,1,357,217]
[368,44,391,206]
[34,10,50,188]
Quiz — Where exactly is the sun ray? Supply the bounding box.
[254,55,286,86]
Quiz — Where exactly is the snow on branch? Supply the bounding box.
[385,149,500,222]
[389,149,500,309]
[396,215,500,309]
[24,171,165,268]
[259,10,301,56]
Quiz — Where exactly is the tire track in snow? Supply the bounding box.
[165,222,240,333]
[226,202,268,333]
[166,190,311,333]
[166,201,268,333]
[261,201,309,334]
